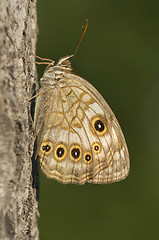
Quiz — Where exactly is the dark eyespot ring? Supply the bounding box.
[84,152,92,164]
[40,141,53,154]
[54,144,67,161]
[56,147,65,158]
[42,145,51,152]
[92,143,101,153]
[94,119,105,132]
[92,117,107,135]
[70,145,81,161]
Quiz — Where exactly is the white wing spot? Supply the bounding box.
[81,93,91,103]
[120,148,125,159]
[111,127,118,143]
[113,151,120,161]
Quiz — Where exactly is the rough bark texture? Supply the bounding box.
[0,0,39,239]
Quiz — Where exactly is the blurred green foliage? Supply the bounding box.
[36,0,159,239]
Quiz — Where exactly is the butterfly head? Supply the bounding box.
[56,54,74,70]
[44,55,73,74]
[41,55,74,85]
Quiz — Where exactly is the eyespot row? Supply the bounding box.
[40,142,102,163]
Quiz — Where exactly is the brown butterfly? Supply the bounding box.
[29,20,130,184]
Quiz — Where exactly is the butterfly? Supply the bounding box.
[31,20,130,185]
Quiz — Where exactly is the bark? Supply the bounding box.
[0,0,39,239]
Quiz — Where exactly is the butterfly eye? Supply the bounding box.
[92,117,107,135]
[40,141,53,154]
[92,143,101,154]
[54,144,67,161]
[70,145,81,162]
[84,152,92,164]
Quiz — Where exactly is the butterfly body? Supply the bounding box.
[34,55,130,185]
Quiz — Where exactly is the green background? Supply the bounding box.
[37,0,159,239]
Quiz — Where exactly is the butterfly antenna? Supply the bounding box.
[73,19,88,57]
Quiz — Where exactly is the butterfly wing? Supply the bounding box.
[34,74,130,185]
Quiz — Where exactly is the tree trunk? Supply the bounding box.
[0,0,39,239]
